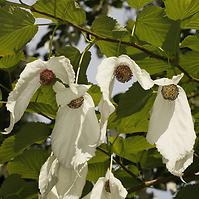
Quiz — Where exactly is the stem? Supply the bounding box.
[37,23,56,26]
[5,1,199,82]
[75,41,95,84]
[48,24,58,58]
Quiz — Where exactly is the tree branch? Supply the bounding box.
[5,1,199,83]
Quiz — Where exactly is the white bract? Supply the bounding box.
[52,82,100,170]
[83,169,127,199]
[96,55,154,142]
[146,74,196,176]
[3,56,75,134]
[39,154,88,199]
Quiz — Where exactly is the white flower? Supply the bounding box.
[3,56,75,134]
[96,55,154,142]
[52,82,100,170]
[83,169,127,199]
[146,74,196,176]
[39,154,88,199]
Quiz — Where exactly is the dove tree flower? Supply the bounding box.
[83,169,127,199]
[96,55,154,142]
[146,74,196,176]
[51,82,100,170]
[3,56,75,134]
[39,154,88,199]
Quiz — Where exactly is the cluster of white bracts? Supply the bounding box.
[2,54,196,198]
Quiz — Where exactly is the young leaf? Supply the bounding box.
[0,6,38,56]
[135,6,171,47]
[164,0,199,20]
[33,0,86,25]
[181,34,199,52]
[117,82,152,118]
[7,148,49,179]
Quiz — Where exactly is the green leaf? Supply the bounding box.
[175,184,199,199]
[162,21,181,57]
[108,95,155,134]
[0,122,50,163]
[33,0,86,25]
[87,161,109,182]
[0,6,38,56]
[56,45,81,70]
[8,148,49,179]
[96,40,127,57]
[181,12,199,29]
[135,6,171,47]
[92,15,129,39]
[164,0,199,20]
[0,52,24,69]
[117,83,152,118]
[128,0,154,9]
[87,85,102,106]
[0,174,38,199]
[136,57,172,75]
[111,136,154,163]
[140,149,163,169]
[179,51,199,78]
[181,34,199,52]
[78,51,91,84]
[28,85,58,119]
[88,149,109,164]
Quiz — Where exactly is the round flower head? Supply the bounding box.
[39,154,88,198]
[96,55,154,142]
[146,74,196,176]
[2,56,75,134]
[83,169,127,199]
[51,82,100,170]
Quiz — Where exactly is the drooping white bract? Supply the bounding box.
[52,82,100,170]
[146,74,196,176]
[83,169,127,199]
[39,154,88,199]
[96,55,154,142]
[3,56,75,134]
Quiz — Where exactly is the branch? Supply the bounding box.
[5,1,199,83]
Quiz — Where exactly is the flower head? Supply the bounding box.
[96,55,154,142]
[3,56,75,134]
[51,82,100,170]
[39,154,88,199]
[83,169,127,199]
[146,74,196,176]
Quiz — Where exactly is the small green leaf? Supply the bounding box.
[181,12,199,29]
[28,85,58,119]
[87,161,109,182]
[140,149,163,169]
[162,21,181,57]
[135,6,171,47]
[0,174,38,199]
[56,46,81,70]
[0,52,24,69]
[179,51,199,78]
[78,51,91,84]
[136,57,172,75]
[109,95,155,134]
[164,0,199,20]
[33,0,86,25]
[117,82,152,118]
[128,0,154,9]
[87,85,102,106]
[0,122,50,163]
[181,34,199,52]
[8,148,49,179]
[0,6,38,56]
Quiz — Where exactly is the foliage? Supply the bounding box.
[0,0,199,199]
